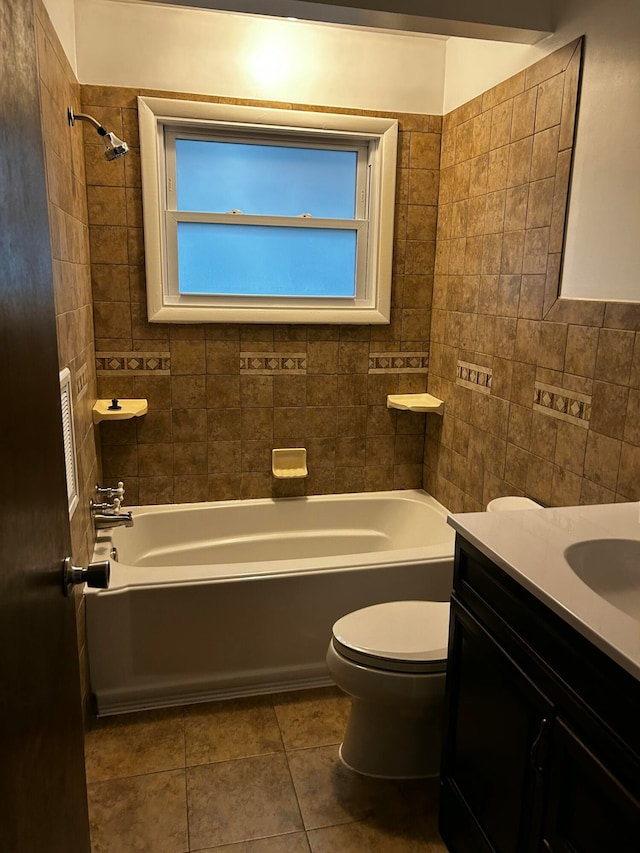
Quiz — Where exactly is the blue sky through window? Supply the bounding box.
[177,222,357,297]
[175,139,357,218]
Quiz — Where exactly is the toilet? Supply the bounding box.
[327,496,543,779]
[326,600,450,779]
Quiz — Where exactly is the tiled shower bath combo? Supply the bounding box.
[34,3,640,848]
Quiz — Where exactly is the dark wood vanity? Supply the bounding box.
[439,535,640,853]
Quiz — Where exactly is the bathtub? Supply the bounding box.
[86,489,454,715]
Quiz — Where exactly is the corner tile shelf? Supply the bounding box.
[93,399,148,424]
[386,393,444,414]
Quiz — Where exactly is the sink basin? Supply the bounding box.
[564,539,640,621]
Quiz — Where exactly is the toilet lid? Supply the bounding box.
[332,601,450,672]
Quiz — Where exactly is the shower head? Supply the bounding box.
[102,131,129,161]
[67,108,129,161]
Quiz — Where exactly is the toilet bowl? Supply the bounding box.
[326,600,450,779]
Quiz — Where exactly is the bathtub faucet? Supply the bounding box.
[93,510,134,530]
[90,498,134,530]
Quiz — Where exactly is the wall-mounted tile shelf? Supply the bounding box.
[93,399,148,423]
[386,393,444,414]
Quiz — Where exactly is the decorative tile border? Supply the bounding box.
[96,352,171,374]
[533,382,592,428]
[240,352,307,374]
[456,360,492,394]
[368,352,429,374]
[75,362,89,399]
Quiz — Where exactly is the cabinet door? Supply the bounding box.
[441,600,554,853]
[543,718,640,853]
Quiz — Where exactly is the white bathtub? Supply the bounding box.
[87,489,454,715]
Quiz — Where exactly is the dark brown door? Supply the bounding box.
[0,1,91,851]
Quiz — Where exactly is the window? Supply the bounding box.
[138,97,398,324]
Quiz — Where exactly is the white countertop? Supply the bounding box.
[448,503,640,682]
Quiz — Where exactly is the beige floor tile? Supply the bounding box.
[87,769,188,853]
[187,753,303,849]
[307,820,447,852]
[287,745,440,832]
[194,832,310,852]
[286,744,380,829]
[85,708,185,783]
[185,696,283,766]
[273,687,351,751]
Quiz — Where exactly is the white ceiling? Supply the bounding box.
[116,0,552,43]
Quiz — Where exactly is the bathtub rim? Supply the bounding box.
[89,488,454,593]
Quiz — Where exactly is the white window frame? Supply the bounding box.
[138,96,398,324]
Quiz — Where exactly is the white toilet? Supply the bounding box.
[326,600,450,779]
[326,496,543,779]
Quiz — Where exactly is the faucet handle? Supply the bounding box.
[113,497,122,511]
[95,481,126,501]
[91,501,114,514]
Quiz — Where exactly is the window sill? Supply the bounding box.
[148,303,390,325]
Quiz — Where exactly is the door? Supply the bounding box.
[0,1,91,851]
[440,600,553,853]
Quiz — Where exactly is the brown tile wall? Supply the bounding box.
[82,84,441,503]
[425,39,640,512]
[34,0,100,714]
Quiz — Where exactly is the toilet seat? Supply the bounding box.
[332,601,450,674]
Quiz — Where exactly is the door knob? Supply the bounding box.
[62,557,110,596]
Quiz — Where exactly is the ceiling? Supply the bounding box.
[130,0,553,43]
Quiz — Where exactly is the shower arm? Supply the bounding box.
[67,107,129,161]
[67,108,109,136]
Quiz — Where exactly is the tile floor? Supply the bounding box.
[85,687,448,852]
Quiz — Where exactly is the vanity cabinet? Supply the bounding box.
[439,536,640,853]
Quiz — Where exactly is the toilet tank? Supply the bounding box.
[486,497,542,512]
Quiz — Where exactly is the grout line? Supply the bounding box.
[181,766,190,853]
[281,739,308,834]
[181,704,187,769]
[181,705,191,853]
[189,830,309,853]
[185,747,285,770]
[86,765,188,786]
[270,695,288,755]
[283,740,341,755]
[270,698,308,830]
